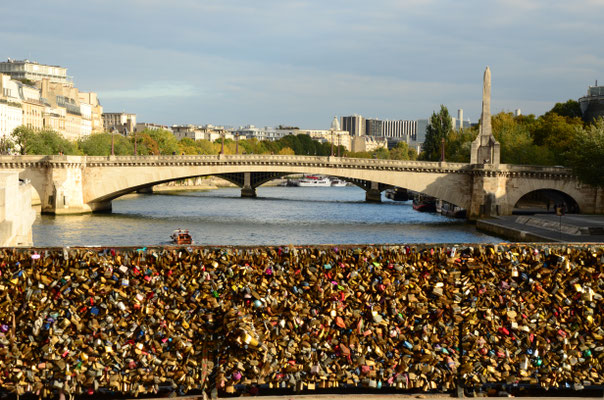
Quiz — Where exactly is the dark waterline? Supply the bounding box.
[33,186,502,246]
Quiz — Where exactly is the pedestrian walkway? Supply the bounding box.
[477,214,604,242]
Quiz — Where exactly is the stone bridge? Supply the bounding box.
[1,154,602,220]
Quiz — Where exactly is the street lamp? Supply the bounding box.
[134,131,138,156]
[111,128,116,156]
[330,129,334,156]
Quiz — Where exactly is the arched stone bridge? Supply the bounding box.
[1,154,602,219]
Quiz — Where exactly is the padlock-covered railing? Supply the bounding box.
[0,245,602,398]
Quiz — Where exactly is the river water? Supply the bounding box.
[33,186,501,246]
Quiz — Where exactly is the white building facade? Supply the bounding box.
[0,75,23,143]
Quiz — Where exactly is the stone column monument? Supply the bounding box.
[471,66,500,165]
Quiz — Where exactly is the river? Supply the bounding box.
[32,186,501,246]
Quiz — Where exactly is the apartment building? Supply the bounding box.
[0,74,22,142]
[39,78,87,140]
[172,124,232,141]
[16,81,44,131]
[103,112,136,134]
[79,92,103,133]
[0,58,72,86]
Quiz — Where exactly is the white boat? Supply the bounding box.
[330,178,347,187]
[295,176,332,187]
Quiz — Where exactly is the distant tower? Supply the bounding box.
[514,108,522,117]
[470,67,500,165]
[458,109,463,130]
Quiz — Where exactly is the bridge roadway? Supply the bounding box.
[1,154,602,219]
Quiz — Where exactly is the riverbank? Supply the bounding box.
[477,214,604,242]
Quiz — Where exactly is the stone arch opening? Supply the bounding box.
[513,189,580,214]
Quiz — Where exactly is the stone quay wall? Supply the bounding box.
[0,244,602,398]
[0,171,36,246]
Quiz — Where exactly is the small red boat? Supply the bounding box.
[171,229,192,245]
[412,194,437,212]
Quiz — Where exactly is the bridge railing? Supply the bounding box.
[0,154,573,174]
[78,154,472,170]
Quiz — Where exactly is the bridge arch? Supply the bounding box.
[81,161,473,212]
[504,183,586,215]
[512,188,580,213]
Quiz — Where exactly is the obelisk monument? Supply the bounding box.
[470,66,500,165]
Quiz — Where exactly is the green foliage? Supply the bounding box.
[389,141,418,160]
[531,113,583,163]
[421,105,452,161]
[492,112,555,165]
[13,126,80,155]
[546,99,582,119]
[565,118,604,187]
[79,133,133,156]
[144,129,179,155]
[238,138,268,154]
[445,126,477,162]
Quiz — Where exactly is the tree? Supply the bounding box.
[492,112,555,165]
[444,126,477,162]
[144,129,179,155]
[565,118,604,187]
[12,126,35,155]
[546,99,582,119]
[389,141,417,160]
[420,105,452,161]
[13,127,80,155]
[79,133,133,156]
[531,113,583,163]
[277,147,295,155]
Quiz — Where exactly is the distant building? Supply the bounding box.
[452,109,471,130]
[0,58,72,86]
[0,74,23,143]
[341,115,365,137]
[350,136,388,153]
[172,124,232,141]
[79,92,103,133]
[16,80,45,131]
[579,83,604,123]
[233,125,290,141]
[136,122,171,133]
[103,112,136,135]
[39,79,86,140]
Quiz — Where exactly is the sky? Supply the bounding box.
[2,0,603,129]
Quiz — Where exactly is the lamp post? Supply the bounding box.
[134,131,137,156]
[330,129,334,156]
[111,129,115,156]
[337,133,341,157]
